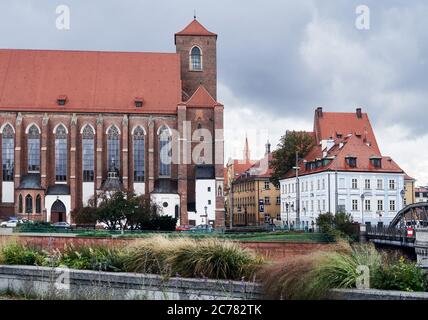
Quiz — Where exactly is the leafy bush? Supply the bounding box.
[316,212,358,240]
[1,243,46,266]
[373,256,427,292]
[140,216,178,231]
[58,244,125,272]
[17,221,57,232]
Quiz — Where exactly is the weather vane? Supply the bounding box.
[194,9,196,19]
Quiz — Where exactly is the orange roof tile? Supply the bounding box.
[283,109,404,179]
[175,19,217,38]
[314,110,380,154]
[184,85,222,108]
[0,49,182,114]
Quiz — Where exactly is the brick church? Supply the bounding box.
[0,19,225,228]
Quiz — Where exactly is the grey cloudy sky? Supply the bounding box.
[0,0,427,184]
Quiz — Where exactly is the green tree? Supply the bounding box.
[316,211,356,239]
[270,131,314,186]
[316,212,335,234]
[71,206,98,225]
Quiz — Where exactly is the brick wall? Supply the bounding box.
[1,234,337,261]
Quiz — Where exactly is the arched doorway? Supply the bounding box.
[51,200,66,223]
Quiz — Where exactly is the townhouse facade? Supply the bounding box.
[280,108,407,227]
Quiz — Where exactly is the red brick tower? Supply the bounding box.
[175,18,218,101]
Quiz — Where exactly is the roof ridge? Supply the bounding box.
[184,85,221,107]
[175,19,217,37]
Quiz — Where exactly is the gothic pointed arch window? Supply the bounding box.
[133,126,145,182]
[35,195,41,214]
[158,126,171,177]
[25,194,33,214]
[2,124,14,181]
[82,125,95,182]
[18,194,23,213]
[190,46,202,71]
[27,125,40,172]
[107,126,120,172]
[55,125,68,182]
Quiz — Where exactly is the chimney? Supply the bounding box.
[265,140,271,155]
[356,108,362,119]
[316,107,323,118]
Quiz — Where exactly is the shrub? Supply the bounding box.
[140,216,178,231]
[58,244,125,272]
[258,242,385,299]
[168,239,263,280]
[17,221,57,232]
[123,236,185,275]
[373,256,427,292]
[123,236,263,280]
[1,243,46,266]
[316,212,357,241]
[306,244,383,298]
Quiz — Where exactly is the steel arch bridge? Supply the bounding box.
[390,202,428,228]
[366,202,428,248]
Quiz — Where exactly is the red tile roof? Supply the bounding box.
[283,109,404,178]
[184,85,223,108]
[235,153,274,181]
[175,19,217,38]
[404,174,416,181]
[0,49,182,114]
[314,111,380,153]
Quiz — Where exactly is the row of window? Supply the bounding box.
[235,196,281,208]
[17,194,41,214]
[282,198,397,214]
[233,180,279,193]
[282,177,398,195]
[351,199,396,212]
[0,124,172,182]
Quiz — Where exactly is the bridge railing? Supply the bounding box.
[366,225,415,242]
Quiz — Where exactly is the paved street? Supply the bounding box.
[0,228,13,235]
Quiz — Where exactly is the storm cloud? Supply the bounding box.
[0,0,427,183]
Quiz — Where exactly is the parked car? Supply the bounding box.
[51,222,71,229]
[95,222,109,230]
[189,224,214,233]
[0,218,24,228]
[175,225,193,231]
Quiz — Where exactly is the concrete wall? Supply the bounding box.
[0,265,262,300]
[328,288,428,300]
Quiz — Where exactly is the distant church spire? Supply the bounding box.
[243,135,251,163]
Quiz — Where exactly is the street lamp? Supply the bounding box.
[285,203,289,229]
[400,189,405,208]
[204,206,208,225]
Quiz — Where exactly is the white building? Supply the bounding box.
[280,108,408,227]
[192,165,216,226]
[415,187,428,203]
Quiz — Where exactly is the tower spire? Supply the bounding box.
[243,135,250,163]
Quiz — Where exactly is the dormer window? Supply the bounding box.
[134,97,143,108]
[370,156,382,168]
[345,156,357,168]
[57,95,67,106]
